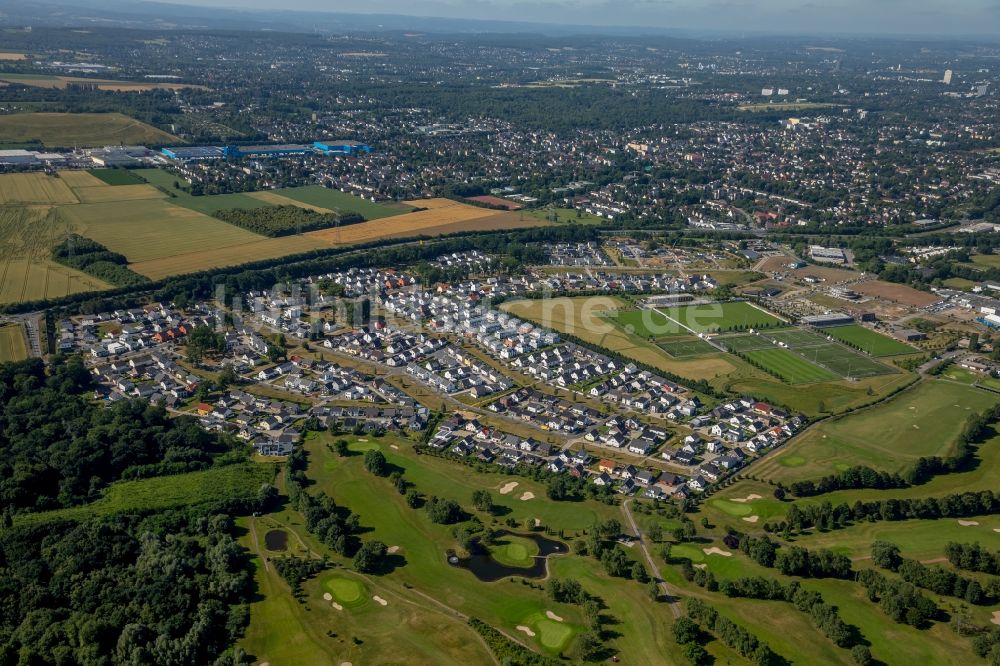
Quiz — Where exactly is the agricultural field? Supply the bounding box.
[742,347,839,384]
[0,205,110,304]
[87,168,147,186]
[0,172,78,204]
[754,379,1000,481]
[240,432,672,665]
[820,324,917,356]
[0,73,205,91]
[0,324,27,362]
[304,199,548,245]
[56,199,268,263]
[129,235,326,280]
[0,112,178,147]
[270,185,416,219]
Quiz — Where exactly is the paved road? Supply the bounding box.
[621,498,682,619]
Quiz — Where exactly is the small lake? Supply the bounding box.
[264,529,288,552]
[447,530,566,582]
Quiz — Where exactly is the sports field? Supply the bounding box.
[658,337,718,358]
[0,112,178,147]
[743,347,839,384]
[819,324,916,356]
[722,328,894,379]
[653,301,784,334]
[0,324,28,362]
[755,379,1000,480]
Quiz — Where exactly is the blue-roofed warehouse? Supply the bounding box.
[223,144,314,158]
[161,146,225,161]
[313,140,371,155]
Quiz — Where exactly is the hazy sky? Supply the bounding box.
[161,0,1000,35]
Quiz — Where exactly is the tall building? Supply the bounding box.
[943,69,953,85]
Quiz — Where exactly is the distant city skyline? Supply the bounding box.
[157,0,1000,36]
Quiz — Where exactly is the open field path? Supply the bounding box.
[622,498,682,619]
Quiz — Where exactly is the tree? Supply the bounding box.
[871,541,902,570]
[333,439,349,457]
[354,540,388,573]
[363,449,388,476]
[647,522,663,543]
[471,489,494,513]
[216,364,238,390]
[631,562,650,583]
[773,487,786,501]
[850,645,873,666]
[405,489,421,508]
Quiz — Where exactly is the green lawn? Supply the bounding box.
[523,207,605,225]
[14,463,276,526]
[820,325,916,357]
[754,379,1000,481]
[657,301,784,334]
[491,534,539,567]
[658,337,719,358]
[743,347,840,384]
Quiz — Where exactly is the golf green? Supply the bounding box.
[709,499,754,517]
[322,576,367,607]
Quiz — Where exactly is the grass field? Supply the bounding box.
[658,337,718,358]
[13,463,275,526]
[820,324,916,356]
[490,534,540,567]
[244,432,671,663]
[743,347,839,384]
[754,379,1000,481]
[0,324,27,362]
[652,301,784,334]
[723,328,896,380]
[87,168,147,186]
[523,206,606,225]
[270,185,415,219]
[737,102,836,112]
[0,112,178,147]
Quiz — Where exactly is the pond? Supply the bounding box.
[447,530,566,582]
[264,529,288,552]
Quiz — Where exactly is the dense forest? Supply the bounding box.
[0,357,248,513]
[51,234,150,288]
[212,206,363,237]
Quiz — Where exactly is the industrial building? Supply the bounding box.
[161,141,372,162]
[801,313,855,327]
[313,140,371,155]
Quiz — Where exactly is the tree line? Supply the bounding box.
[51,233,150,287]
[212,205,364,237]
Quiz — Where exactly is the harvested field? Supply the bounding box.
[402,197,459,209]
[130,235,326,279]
[58,199,265,263]
[305,202,547,245]
[854,280,940,307]
[72,184,165,203]
[0,74,206,91]
[793,265,859,282]
[0,324,28,362]
[0,53,26,61]
[0,112,178,148]
[0,173,78,205]
[57,170,107,189]
[757,255,798,272]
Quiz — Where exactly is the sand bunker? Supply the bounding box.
[703,547,733,557]
[534,518,542,527]
[520,491,535,501]
[742,515,760,523]
[517,625,536,637]
[387,545,400,554]
[373,595,388,606]
[546,611,564,622]
[731,493,762,503]
[332,602,343,611]
[958,520,980,526]
[323,592,333,601]
[500,481,519,495]
[992,611,1000,626]
[693,563,707,570]
[390,444,399,450]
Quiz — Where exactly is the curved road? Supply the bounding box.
[622,498,682,619]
